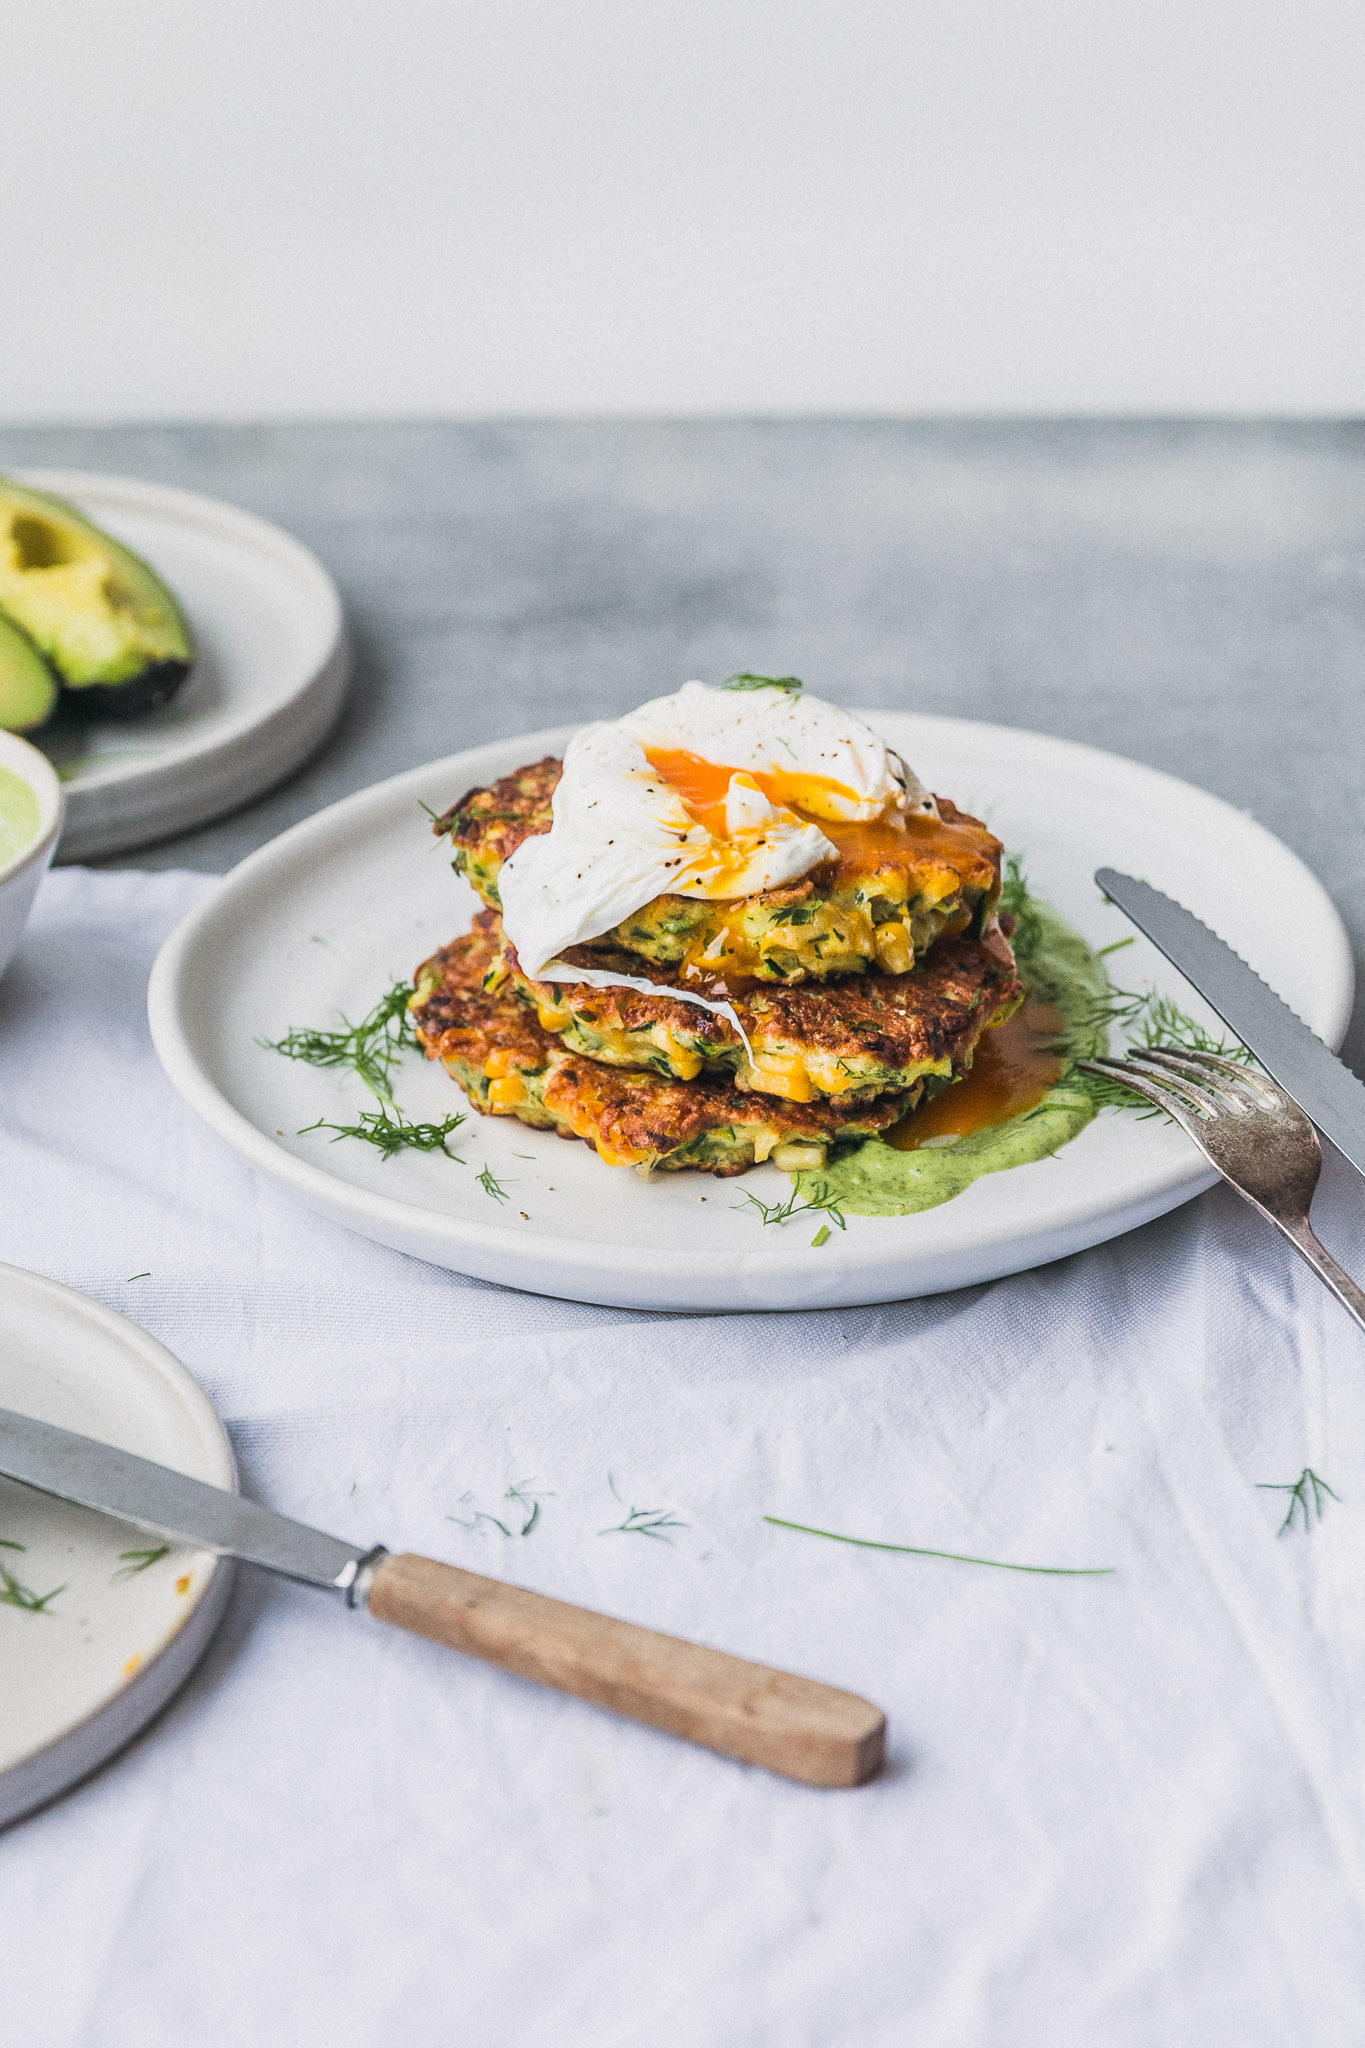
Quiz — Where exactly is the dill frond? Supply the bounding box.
[0,1542,65,1613]
[447,1503,512,1536]
[722,672,804,694]
[1073,982,1252,1114]
[476,1164,511,1202]
[446,1478,550,1537]
[264,980,418,1103]
[734,1181,847,1232]
[1257,1467,1339,1535]
[113,1545,169,1581]
[998,854,1043,964]
[764,1516,1113,1576]
[299,1107,464,1159]
[599,1473,687,1541]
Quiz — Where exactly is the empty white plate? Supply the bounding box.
[16,470,349,862]
[0,1264,235,1828]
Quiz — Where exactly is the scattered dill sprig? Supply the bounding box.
[734,1181,847,1232]
[998,853,1044,963]
[0,1540,64,1613]
[476,1163,511,1202]
[263,981,417,1103]
[599,1474,687,1542]
[1005,856,1251,1120]
[450,1482,552,1540]
[1257,1467,1339,1535]
[1075,985,1252,1114]
[448,1505,515,1535]
[764,1516,1114,1576]
[114,1545,169,1581]
[298,1106,465,1160]
[447,1478,550,1537]
[1096,936,1135,957]
[722,672,804,695]
[126,1271,150,1282]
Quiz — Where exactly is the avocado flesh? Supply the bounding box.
[0,609,58,733]
[0,478,192,717]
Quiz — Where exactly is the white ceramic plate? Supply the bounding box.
[147,714,1354,1314]
[0,1264,234,1828]
[16,470,349,862]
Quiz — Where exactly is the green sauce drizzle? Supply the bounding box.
[796,889,1111,1218]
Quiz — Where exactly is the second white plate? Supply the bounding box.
[0,1264,235,1828]
[147,713,1354,1313]
[18,470,350,862]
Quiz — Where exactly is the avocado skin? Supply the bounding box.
[62,656,190,721]
[0,477,194,716]
[0,608,59,733]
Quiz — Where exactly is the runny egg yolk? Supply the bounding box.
[644,745,914,884]
[644,747,873,833]
[642,747,1002,902]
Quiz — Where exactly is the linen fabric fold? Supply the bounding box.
[0,868,1363,2048]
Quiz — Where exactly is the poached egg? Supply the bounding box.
[498,681,925,984]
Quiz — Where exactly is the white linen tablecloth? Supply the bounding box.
[2,867,1364,2048]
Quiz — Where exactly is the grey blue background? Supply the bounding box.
[2,419,1361,1069]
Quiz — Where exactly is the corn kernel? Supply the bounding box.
[484,1047,525,1079]
[750,1051,814,1103]
[873,921,913,975]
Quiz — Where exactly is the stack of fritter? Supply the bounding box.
[411,757,1023,1177]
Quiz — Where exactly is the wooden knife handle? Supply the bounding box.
[364,1551,884,1788]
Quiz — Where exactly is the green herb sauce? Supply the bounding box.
[796,894,1111,1218]
[0,765,40,867]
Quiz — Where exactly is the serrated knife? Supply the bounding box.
[0,1405,882,1789]
[1095,868,1365,1175]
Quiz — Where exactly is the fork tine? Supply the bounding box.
[1145,1045,1283,1111]
[1120,1053,1231,1119]
[1076,1058,1211,1136]
[1138,1048,1256,1113]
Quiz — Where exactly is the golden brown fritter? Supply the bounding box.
[486,911,1023,1103]
[410,917,916,1176]
[434,757,561,908]
[433,758,1003,983]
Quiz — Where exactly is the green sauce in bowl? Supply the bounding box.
[0,763,41,867]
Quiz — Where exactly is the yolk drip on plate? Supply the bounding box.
[886,996,1066,1148]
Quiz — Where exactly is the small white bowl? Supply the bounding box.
[0,730,64,982]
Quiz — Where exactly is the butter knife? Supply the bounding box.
[1094,868,1365,1175]
[0,1406,883,1788]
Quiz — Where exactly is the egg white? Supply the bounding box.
[497,681,917,991]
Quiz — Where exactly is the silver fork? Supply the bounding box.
[1077,1046,1365,1337]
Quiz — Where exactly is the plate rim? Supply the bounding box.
[0,1261,237,1828]
[147,712,1356,1312]
[14,468,351,862]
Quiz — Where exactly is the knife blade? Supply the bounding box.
[0,1405,369,1590]
[1095,868,1365,1178]
[0,1404,884,1787]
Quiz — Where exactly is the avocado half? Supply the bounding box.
[0,477,193,717]
[0,608,58,732]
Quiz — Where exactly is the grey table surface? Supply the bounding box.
[3,418,1363,1072]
